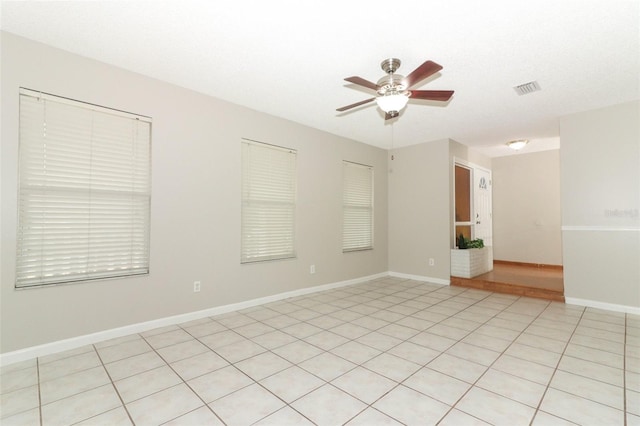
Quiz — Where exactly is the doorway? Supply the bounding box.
[451,157,564,301]
[453,162,492,247]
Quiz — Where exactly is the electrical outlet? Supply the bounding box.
[193,281,201,292]
[429,258,435,266]
[310,265,316,274]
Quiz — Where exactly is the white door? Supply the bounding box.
[474,168,492,246]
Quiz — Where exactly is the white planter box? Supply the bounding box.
[451,247,493,278]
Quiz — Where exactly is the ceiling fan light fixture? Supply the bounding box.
[507,139,529,150]
[337,58,454,121]
[376,92,409,114]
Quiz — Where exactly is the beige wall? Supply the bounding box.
[560,101,640,308]
[3,32,638,355]
[388,139,451,281]
[387,139,493,282]
[0,33,388,353]
[492,150,563,265]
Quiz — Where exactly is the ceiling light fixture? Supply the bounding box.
[507,139,529,150]
[376,92,409,117]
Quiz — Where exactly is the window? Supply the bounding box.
[343,161,373,252]
[16,89,151,288]
[241,139,297,263]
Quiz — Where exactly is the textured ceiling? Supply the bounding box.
[1,0,639,156]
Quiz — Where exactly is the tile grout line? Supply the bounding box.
[325,278,463,425]
[541,312,630,412]
[330,281,491,425]
[420,296,630,424]
[528,306,588,425]
[434,297,615,424]
[266,282,564,424]
[624,313,628,426]
[176,319,319,425]
[302,282,518,424]
[92,342,138,426]
[235,278,454,425]
[403,287,550,421]
[28,348,104,423]
[430,291,538,424]
[37,357,43,426]
[138,332,230,426]
[552,312,637,420]
[253,278,430,424]
[393,286,514,425]
[305,279,454,424]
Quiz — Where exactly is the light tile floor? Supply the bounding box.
[1,276,639,425]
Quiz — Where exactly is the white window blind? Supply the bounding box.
[343,161,373,252]
[16,89,152,288]
[241,139,297,263]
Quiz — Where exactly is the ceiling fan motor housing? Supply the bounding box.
[380,58,401,74]
[376,74,407,96]
[377,58,407,96]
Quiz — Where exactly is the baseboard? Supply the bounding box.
[388,271,450,286]
[0,272,388,367]
[493,260,563,271]
[565,297,640,315]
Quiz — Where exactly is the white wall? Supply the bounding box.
[388,139,451,281]
[560,101,640,309]
[492,150,563,265]
[0,32,388,353]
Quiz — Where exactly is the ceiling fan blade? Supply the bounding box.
[409,90,454,101]
[336,97,376,112]
[405,60,443,88]
[344,76,379,91]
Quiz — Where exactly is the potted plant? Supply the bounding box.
[457,234,484,249]
[451,234,491,278]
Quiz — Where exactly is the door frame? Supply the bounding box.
[452,158,492,247]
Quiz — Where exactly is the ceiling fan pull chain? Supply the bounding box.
[391,122,395,161]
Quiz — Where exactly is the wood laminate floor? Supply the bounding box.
[451,262,564,302]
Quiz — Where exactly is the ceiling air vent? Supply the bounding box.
[513,81,541,95]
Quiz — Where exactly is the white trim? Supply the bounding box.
[565,297,640,315]
[0,272,387,367]
[19,87,152,122]
[389,271,450,286]
[452,157,491,174]
[562,226,640,232]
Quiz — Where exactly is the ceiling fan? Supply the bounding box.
[337,58,454,120]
